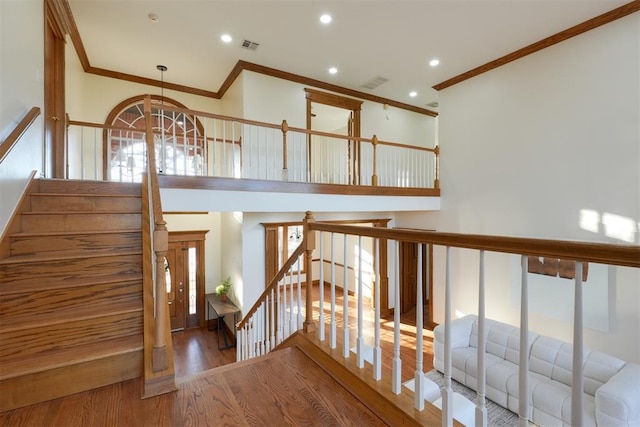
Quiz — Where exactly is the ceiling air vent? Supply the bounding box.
[360,76,389,90]
[426,101,439,108]
[241,39,260,50]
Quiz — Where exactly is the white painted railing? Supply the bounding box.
[237,213,639,425]
[65,97,439,189]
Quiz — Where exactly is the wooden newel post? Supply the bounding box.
[434,145,440,189]
[371,135,378,186]
[303,211,316,333]
[152,220,169,372]
[281,120,289,181]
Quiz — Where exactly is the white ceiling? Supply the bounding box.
[68,0,629,110]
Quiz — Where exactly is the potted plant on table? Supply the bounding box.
[215,277,232,303]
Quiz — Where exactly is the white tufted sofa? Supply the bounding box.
[434,314,640,426]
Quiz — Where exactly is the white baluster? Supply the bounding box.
[265,295,270,353]
[414,244,425,410]
[356,236,365,369]
[237,325,242,362]
[296,256,302,330]
[442,246,453,427]
[476,250,487,427]
[258,304,264,356]
[283,279,289,339]
[343,233,350,359]
[319,232,325,341]
[277,282,283,344]
[330,233,337,349]
[572,261,584,426]
[519,255,530,427]
[373,238,382,381]
[392,240,402,394]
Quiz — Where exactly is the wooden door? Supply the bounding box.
[166,242,185,331]
[399,243,431,317]
[166,231,207,331]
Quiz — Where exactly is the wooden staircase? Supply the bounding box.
[0,179,145,412]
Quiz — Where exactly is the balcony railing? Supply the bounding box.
[66,96,439,190]
[237,212,640,425]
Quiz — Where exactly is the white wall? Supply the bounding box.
[0,0,44,236]
[397,14,640,363]
[241,71,436,148]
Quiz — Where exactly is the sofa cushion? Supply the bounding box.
[506,370,550,417]
[530,336,626,396]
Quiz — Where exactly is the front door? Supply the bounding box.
[166,242,186,331]
[166,233,206,331]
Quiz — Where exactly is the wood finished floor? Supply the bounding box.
[0,286,436,426]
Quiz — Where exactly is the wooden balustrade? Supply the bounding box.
[237,211,639,424]
[66,99,439,189]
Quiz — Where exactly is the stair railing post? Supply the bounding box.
[281,120,289,181]
[434,145,440,189]
[303,211,316,332]
[371,135,378,186]
[152,220,169,372]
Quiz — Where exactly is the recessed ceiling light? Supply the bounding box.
[409,91,418,98]
[221,34,232,43]
[320,14,332,24]
[328,67,338,75]
[429,59,440,67]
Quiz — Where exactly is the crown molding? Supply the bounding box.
[433,1,640,91]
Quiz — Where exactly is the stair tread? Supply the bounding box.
[0,334,143,380]
[0,272,143,295]
[0,299,143,332]
[10,229,141,238]
[0,248,142,264]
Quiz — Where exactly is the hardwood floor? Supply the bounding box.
[0,286,438,426]
[171,325,236,379]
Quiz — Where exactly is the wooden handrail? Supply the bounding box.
[310,222,640,268]
[0,107,41,164]
[237,242,306,330]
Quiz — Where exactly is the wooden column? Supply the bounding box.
[303,211,316,333]
[281,120,289,181]
[371,135,378,186]
[434,145,440,189]
[152,221,169,372]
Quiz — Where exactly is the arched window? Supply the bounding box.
[104,95,204,182]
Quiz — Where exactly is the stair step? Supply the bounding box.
[0,279,142,319]
[0,336,143,412]
[0,299,142,333]
[21,212,141,232]
[0,334,143,381]
[38,179,141,195]
[30,193,142,213]
[0,252,142,286]
[9,230,141,256]
[0,272,142,295]
[0,302,143,359]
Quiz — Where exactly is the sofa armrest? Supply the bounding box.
[434,314,477,348]
[596,363,640,427]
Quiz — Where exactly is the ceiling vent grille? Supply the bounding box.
[241,39,260,50]
[426,101,439,108]
[360,76,389,90]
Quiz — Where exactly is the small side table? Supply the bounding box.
[206,293,240,350]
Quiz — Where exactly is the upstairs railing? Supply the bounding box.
[140,97,176,397]
[65,95,439,189]
[236,212,640,426]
